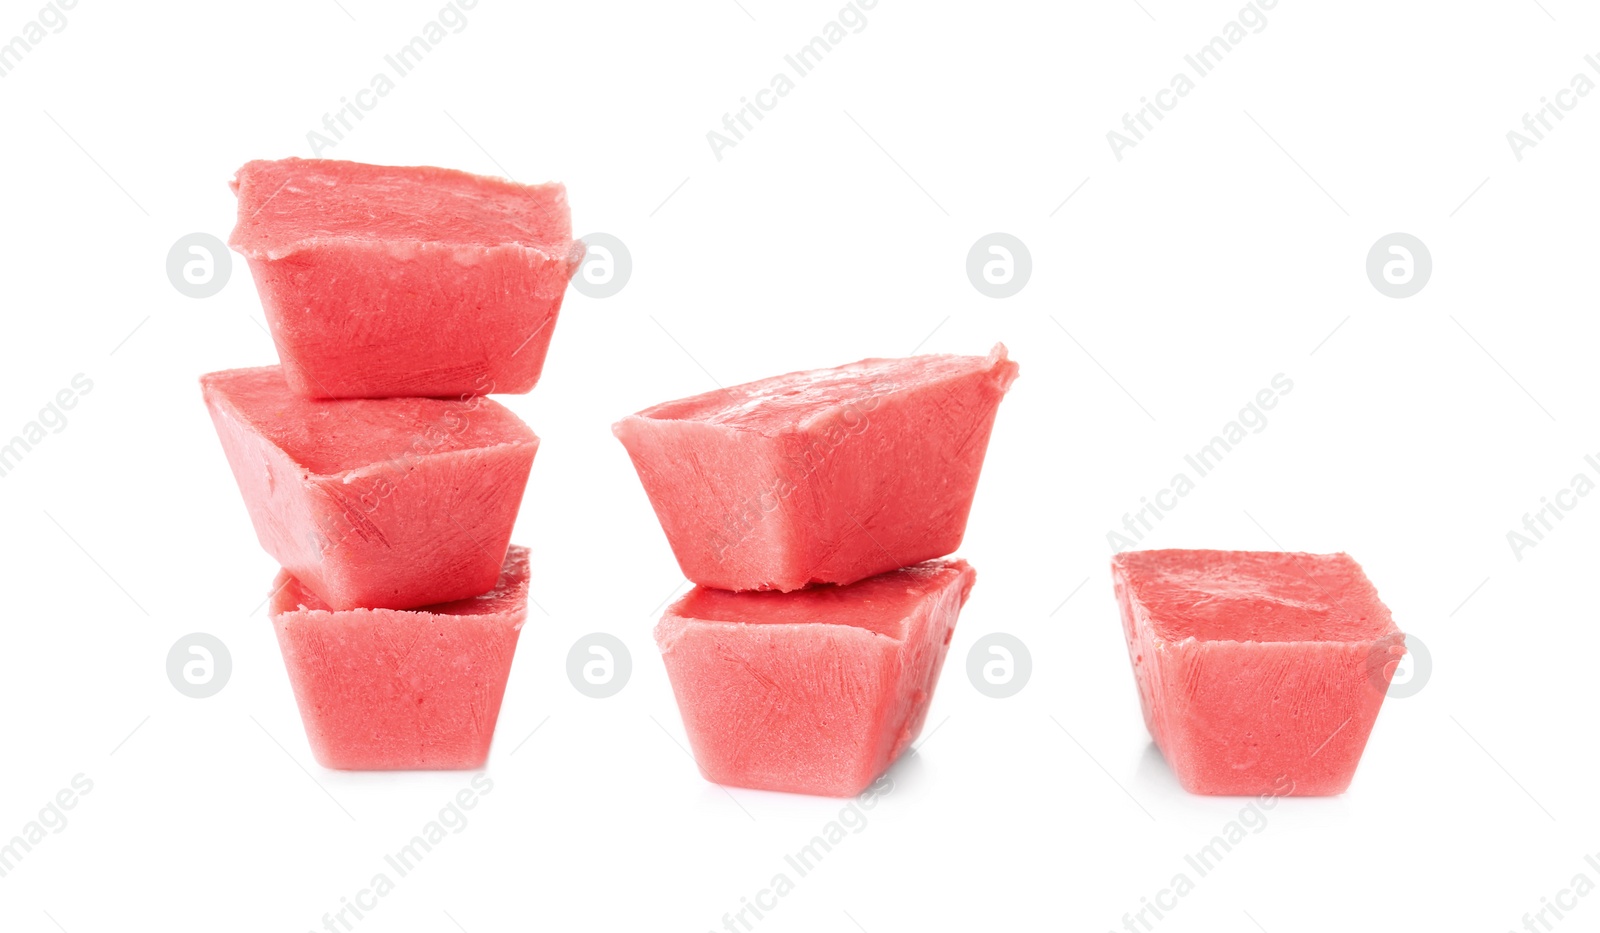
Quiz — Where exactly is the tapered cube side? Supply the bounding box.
[1112,549,1405,796]
[655,560,976,796]
[202,366,537,611]
[269,547,531,770]
[616,346,1017,592]
[230,157,583,399]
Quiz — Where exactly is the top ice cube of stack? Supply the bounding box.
[613,344,1018,591]
[230,157,584,400]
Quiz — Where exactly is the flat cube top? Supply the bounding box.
[1114,549,1396,643]
[670,560,973,640]
[272,546,530,618]
[628,345,1016,433]
[201,366,536,477]
[229,158,571,259]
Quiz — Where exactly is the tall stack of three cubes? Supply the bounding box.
[614,346,1018,796]
[201,159,581,770]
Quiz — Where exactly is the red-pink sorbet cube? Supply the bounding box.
[615,346,1017,592]
[656,560,976,797]
[269,546,530,770]
[1112,549,1406,796]
[229,158,583,399]
[201,366,536,611]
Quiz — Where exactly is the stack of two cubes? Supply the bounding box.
[202,158,582,769]
[615,346,1019,796]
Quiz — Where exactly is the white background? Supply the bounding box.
[1,1,1596,930]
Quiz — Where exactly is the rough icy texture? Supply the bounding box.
[615,346,1017,592]
[270,547,530,770]
[230,157,583,399]
[202,365,537,611]
[656,559,976,796]
[1111,549,1405,796]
